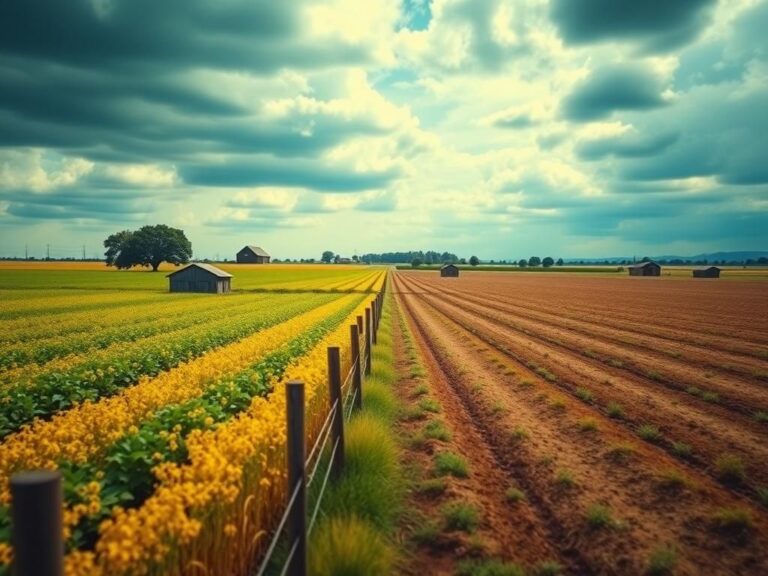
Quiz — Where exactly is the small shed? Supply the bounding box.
[237,246,271,264]
[628,261,661,277]
[167,263,232,293]
[693,266,720,278]
[440,264,459,278]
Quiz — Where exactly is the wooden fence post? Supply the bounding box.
[371,300,378,344]
[286,381,306,576]
[364,308,372,376]
[326,347,345,478]
[10,470,63,576]
[350,324,362,411]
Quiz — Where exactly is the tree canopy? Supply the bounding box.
[104,225,192,271]
[321,250,335,263]
[542,256,554,268]
[469,255,480,266]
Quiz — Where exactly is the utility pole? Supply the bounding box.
[25,244,28,260]
[82,245,86,261]
[46,244,50,260]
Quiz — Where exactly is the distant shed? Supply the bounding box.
[167,263,232,293]
[693,266,720,278]
[237,246,271,264]
[628,261,661,277]
[440,263,459,278]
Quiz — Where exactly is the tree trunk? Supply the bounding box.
[151,261,161,272]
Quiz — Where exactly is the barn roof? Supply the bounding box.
[441,263,458,269]
[694,266,720,271]
[241,245,270,257]
[166,263,233,278]
[628,261,660,268]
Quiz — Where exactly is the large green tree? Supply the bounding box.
[104,225,192,271]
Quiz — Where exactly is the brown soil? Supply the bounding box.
[393,271,768,576]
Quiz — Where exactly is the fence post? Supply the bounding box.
[350,324,362,411]
[286,381,306,576]
[10,470,64,576]
[326,347,345,478]
[364,308,372,376]
[371,300,378,344]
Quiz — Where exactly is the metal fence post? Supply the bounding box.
[350,324,362,411]
[326,347,345,478]
[286,381,306,576]
[364,308,372,376]
[10,470,63,576]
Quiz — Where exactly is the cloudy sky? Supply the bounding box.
[0,0,766,260]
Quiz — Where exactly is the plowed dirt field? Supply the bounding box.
[393,271,768,575]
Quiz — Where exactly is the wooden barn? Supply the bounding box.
[167,263,232,293]
[628,261,661,277]
[440,263,459,277]
[693,266,721,278]
[236,246,271,264]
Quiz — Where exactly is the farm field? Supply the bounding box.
[0,265,386,575]
[393,270,768,575]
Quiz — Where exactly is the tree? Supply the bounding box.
[518,259,528,268]
[469,255,480,266]
[528,256,541,267]
[542,256,554,268]
[411,257,423,268]
[352,255,359,263]
[556,258,564,266]
[321,250,335,263]
[104,225,191,272]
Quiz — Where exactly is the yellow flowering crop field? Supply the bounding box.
[0,265,387,575]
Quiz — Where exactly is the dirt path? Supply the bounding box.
[394,271,768,575]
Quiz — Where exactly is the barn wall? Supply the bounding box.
[169,267,225,293]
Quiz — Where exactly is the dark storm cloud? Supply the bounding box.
[618,85,768,185]
[2,189,154,221]
[576,132,679,161]
[562,65,668,121]
[492,113,536,129]
[550,0,717,51]
[181,159,401,192]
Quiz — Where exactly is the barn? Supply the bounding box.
[237,246,271,264]
[440,263,459,277]
[693,266,721,278]
[167,263,232,293]
[628,261,661,277]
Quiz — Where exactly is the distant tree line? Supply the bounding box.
[360,251,461,265]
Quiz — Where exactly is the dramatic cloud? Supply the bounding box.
[550,0,717,51]
[562,65,671,121]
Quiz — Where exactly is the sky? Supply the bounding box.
[0,0,766,261]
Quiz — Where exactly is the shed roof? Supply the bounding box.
[694,266,720,271]
[441,263,458,269]
[166,263,233,278]
[241,245,270,257]
[628,261,660,268]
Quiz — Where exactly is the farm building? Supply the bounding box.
[167,263,232,293]
[693,266,721,278]
[628,261,661,277]
[236,246,271,264]
[441,264,459,277]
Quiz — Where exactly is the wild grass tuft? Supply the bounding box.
[550,398,567,411]
[321,413,402,531]
[423,419,451,441]
[309,516,393,576]
[585,503,615,529]
[606,402,624,419]
[606,443,636,463]
[671,441,692,459]
[416,477,448,497]
[504,487,526,503]
[575,388,594,403]
[442,501,481,533]
[411,519,441,546]
[756,486,768,508]
[646,544,677,575]
[510,425,529,441]
[715,454,746,485]
[413,384,429,397]
[363,378,398,422]
[754,410,768,424]
[711,507,753,536]
[656,469,691,491]
[577,418,599,432]
[418,397,441,413]
[456,559,525,576]
[637,424,662,443]
[434,451,470,478]
[554,469,576,488]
